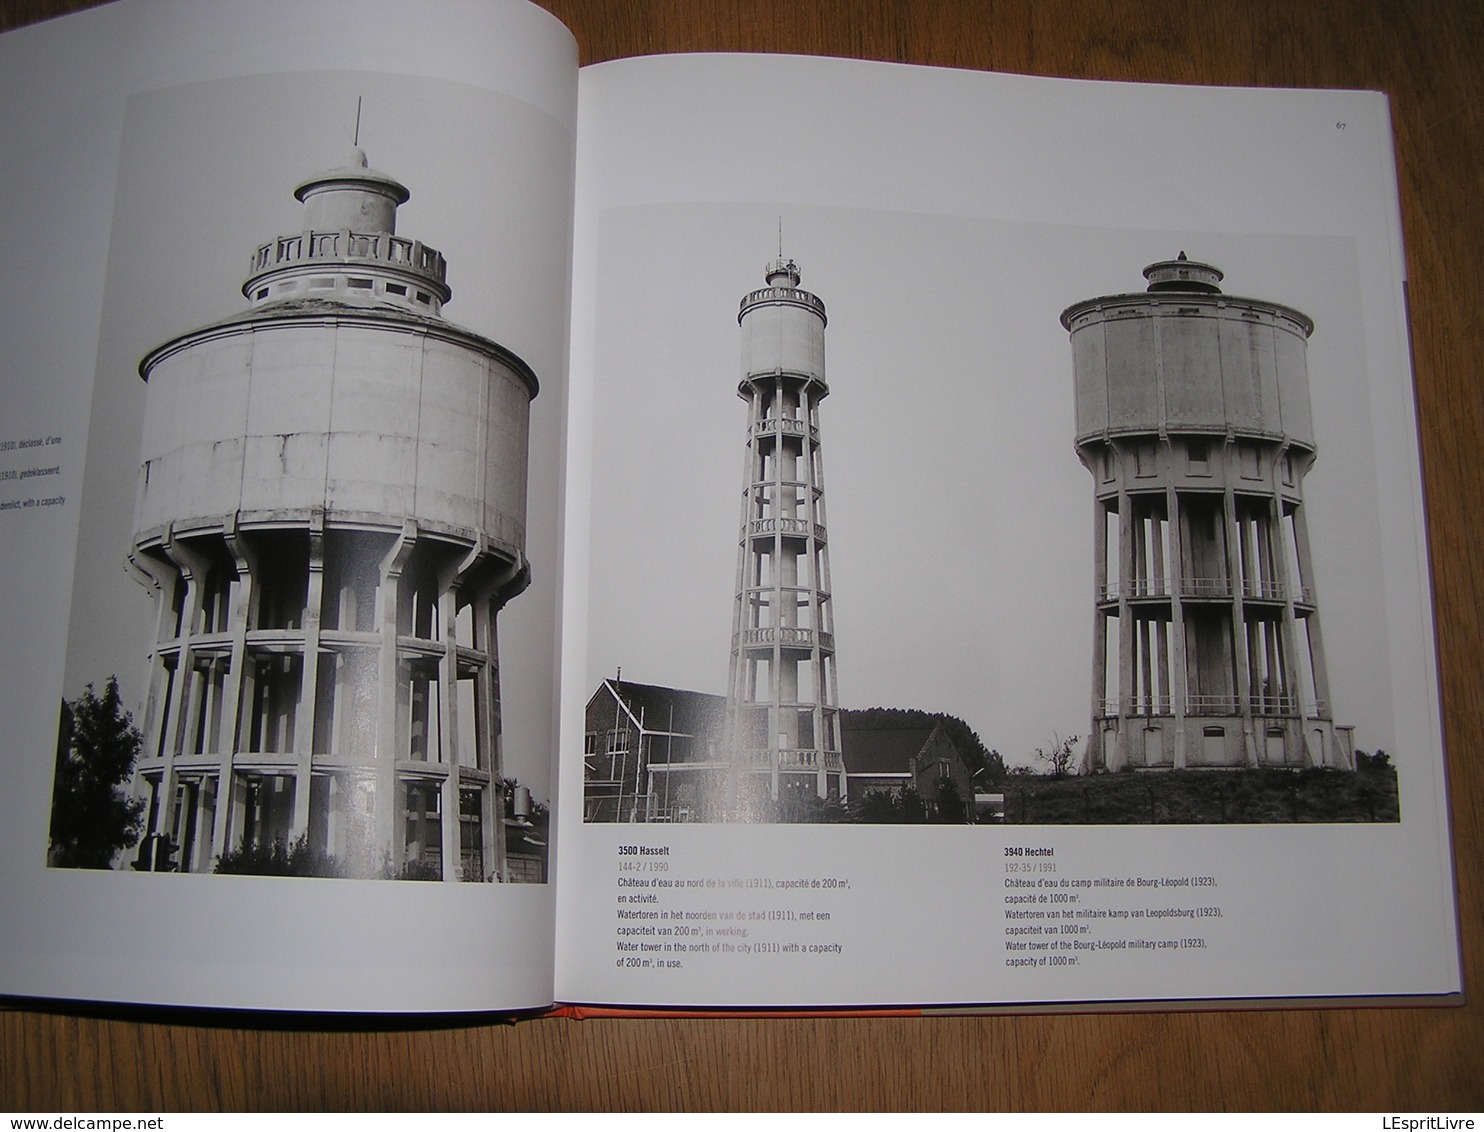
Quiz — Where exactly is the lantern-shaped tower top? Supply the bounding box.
[242,147,451,314]
[1142,251,1225,294]
[293,146,411,234]
[764,256,801,288]
[738,255,827,329]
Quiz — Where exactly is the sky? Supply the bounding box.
[581,203,1392,766]
[61,69,574,796]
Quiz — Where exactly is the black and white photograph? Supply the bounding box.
[0,0,1464,1033]
[579,204,1399,826]
[45,70,570,882]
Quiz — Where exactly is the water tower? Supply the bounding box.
[126,147,539,879]
[1062,254,1351,771]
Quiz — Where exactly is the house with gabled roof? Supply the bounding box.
[582,679,728,822]
[581,679,982,823]
[839,716,978,823]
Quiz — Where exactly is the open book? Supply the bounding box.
[0,0,1460,1015]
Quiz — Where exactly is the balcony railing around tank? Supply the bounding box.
[249,229,447,285]
[1179,577,1233,600]
[749,417,821,443]
[737,626,834,651]
[1249,693,1298,715]
[737,746,844,771]
[1101,577,1236,601]
[1186,695,1239,715]
[1241,579,1286,602]
[1104,696,1173,717]
[1101,578,1171,601]
[748,516,826,541]
[1104,695,1301,717]
[738,286,827,319]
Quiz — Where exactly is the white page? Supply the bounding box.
[0,0,576,1013]
[555,54,1459,1009]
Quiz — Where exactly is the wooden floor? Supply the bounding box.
[3,0,1482,1112]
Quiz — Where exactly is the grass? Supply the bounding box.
[999,764,1399,825]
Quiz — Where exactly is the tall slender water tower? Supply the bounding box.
[125,146,539,879]
[1062,254,1351,772]
[723,257,844,816]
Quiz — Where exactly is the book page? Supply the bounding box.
[0,0,575,1013]
[555,54,1460,1009]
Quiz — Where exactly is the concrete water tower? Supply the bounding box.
[126,146,539,879]
[1062,254,1352,772]
[723,257,845,815]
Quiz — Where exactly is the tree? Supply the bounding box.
[841,707,1001,786]
[48,678,146,868]
[214,832,343,878]
[1356,749,1392,771]
[851,789,899,824]
[932,776,968,823]
[898,786,927,824]
[1034,733,1080,780]
[979,748,1007,792]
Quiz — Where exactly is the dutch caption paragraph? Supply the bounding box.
[1003,845,1224,969]
[615,843,847,971]
[0,434,66,517]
